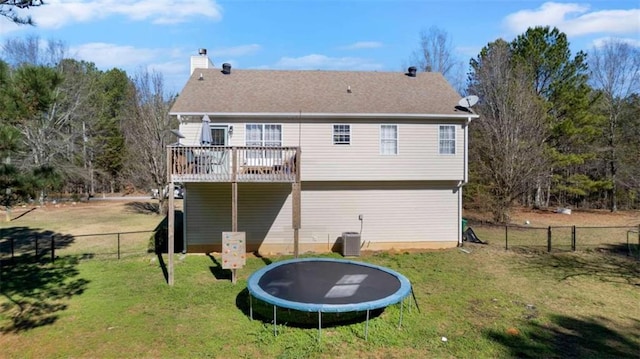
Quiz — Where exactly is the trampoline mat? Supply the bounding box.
[256,260,401,305]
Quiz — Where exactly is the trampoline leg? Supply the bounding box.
[318,311,322,342]
[411,286,421,314]
[273,305,277,336]
[365,309,370,341]
[249,293,253,320]
[398,299,404,329]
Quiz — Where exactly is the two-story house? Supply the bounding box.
[166,50,478,259]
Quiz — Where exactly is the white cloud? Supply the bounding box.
[69,43,193,92]
[70,42,162,68]
[504,2,640,37]
[210,44,261,57]
[273,54,383,71]
[17,0,222,29]
[591,36,640,49]
[340,41,383,50]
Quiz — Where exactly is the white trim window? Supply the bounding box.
[439,125,456,155]
[333,124,351,145]
[246,124,282,162]
[380,125,398,155]
[246,124,282,147]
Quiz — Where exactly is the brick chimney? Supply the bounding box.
[190,48,214,75]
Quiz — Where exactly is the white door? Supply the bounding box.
[208,126,229,173]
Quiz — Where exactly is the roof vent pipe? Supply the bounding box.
[407,66,417,77]
[198,48,207,56]
[222,63,231,75]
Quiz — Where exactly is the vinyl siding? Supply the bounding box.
[299,181,459,245]
[184,181,459,252]
[299,121,464,181]
[178,118,465,181]
[184,182,293,249]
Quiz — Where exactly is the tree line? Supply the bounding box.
[1,24,638,223]
[0,36,176,217]
[413,26,639,221]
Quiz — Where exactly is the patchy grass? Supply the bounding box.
[0,202,638,358]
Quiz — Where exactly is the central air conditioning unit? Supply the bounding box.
[342,232,361,257]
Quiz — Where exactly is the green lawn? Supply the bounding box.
[1,202,639,358]
[1,248,638,358]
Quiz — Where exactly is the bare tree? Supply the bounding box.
[468,39,548,222]
[0,0,44,25]
[2,35,66,67]
[589,40,640,211]
[122,69,176,214]
[410,26,465,93]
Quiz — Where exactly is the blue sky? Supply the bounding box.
[0,1,638,93]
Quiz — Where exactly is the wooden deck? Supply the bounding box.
[167,146,299,183]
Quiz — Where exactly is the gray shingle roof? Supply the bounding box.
[170,68,466,117]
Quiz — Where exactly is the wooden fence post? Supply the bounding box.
[505,224,508,250]
[571,226,576,251]
[51,235,55,262]
[547,226,552,253]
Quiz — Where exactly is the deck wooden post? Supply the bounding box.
[292,182,301,258]
[167,148,175,286]
[232,182,238,232]
[292,148,301,258]
[232,149,238,232]
[168,190,175,285]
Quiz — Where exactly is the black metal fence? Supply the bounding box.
[468,222,640,259]
[0,230,156,264]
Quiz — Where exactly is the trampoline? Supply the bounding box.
[246,257,413,340]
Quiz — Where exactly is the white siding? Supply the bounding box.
[299,121,464,181]
[184,183,232,247]
[178,118,465,182]
[184,182,293,249]
[299,181,459,245]
[184,181,459,251]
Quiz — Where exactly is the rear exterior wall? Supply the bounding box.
[178,117,466,182]
[184,181,459,254]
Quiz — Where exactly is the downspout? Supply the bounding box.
[458,116,472,246]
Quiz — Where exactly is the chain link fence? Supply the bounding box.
[466,221,640,259]
[0,230,157,264]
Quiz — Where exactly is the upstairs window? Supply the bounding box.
[246,124,282,147]
[380,125,398,155]
[246,124,282,162]
[439,125,456,155]
[333,124,351,145]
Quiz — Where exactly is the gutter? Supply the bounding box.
[458,115,475,246]
[170,111,480,121]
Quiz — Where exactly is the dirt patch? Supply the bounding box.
[465,207,640,228]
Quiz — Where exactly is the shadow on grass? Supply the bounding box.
[156,252,169,283]
[206,253,231,281]
[252,251,272,266]
[599,242,640,260]
[151,210,184,254]
[517,251,640,286]
[486,314,640,358]
[125,201,160,215]
[0,254,89,333]
[10,207,37,221]
[1,227,75,259]
[234,288,384,329]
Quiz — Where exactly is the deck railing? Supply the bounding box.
[168,146,299,183]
